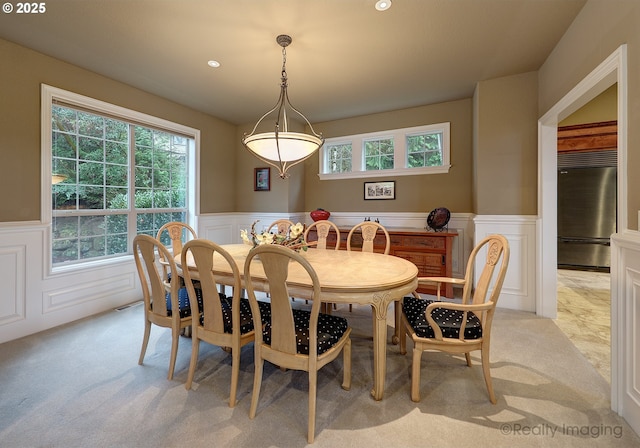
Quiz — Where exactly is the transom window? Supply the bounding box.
[364,137,394,171]
[326,142,352,173]
[42,85,198,270]
[319,123,450,180]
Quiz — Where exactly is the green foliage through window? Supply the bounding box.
[406,132,443,168]
[51,104,192,265]
[326,143,352,173]
[364,138,394,171]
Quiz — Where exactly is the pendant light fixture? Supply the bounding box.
[242,34,324,179]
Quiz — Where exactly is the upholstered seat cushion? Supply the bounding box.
[200,297,271,335]
[262,310,349,355]
[164,285,203,318]
[402,296,483,340]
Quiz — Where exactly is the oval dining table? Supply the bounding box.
[176,243,418,401]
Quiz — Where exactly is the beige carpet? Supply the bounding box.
[0,300,637,447]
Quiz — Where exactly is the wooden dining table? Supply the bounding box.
[176,243,418,401]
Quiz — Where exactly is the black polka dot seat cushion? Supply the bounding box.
[262,310,349,355]
[200,297,271,335]
[402,296,482,340]
[164,283,203,318]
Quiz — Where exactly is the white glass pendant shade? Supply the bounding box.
[242,132,323,162]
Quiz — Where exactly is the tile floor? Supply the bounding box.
[556,268,611,382]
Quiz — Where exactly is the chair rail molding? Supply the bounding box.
[474,215,537,312]
[0,211,484,344]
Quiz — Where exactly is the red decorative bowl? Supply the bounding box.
[310,209,330,221]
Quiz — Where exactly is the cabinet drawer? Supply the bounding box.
[400,236,445,250]
[394,251,443,268]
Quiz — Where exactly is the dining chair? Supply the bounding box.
[399,234,510,404]
[156,221,197,283]
[244,244,352,444]
[156,221,203,334]
[304,219,341,250]
[346,221,390,254]
[267,219,294,236]
[304,220,341,312]
[345,221,391,312]
[133,234,194,380]
[181,239,271,407]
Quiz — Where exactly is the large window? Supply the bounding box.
[43,85,198,269]
[319,123,450,180]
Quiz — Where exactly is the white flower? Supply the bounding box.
[240,229,252,245]
[290,223,304,238]
[257,232,274,245]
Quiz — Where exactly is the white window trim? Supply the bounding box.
[318,123,451,180]
[41,84,200,274]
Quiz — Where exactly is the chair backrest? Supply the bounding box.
[181,239,241,333]
[245,244,322,357]
[267,219,294,236]
[156,221,197,255]
[304,220,341,250]
[156,221,197,280]
[133,234,178,318]
[346,221,390,254]
[462,234,510,309]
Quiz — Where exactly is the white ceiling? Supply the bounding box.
[0,0,586,125]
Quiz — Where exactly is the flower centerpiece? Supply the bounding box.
[241,220,313,252]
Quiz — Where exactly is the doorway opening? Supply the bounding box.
[539,45,627,405]
[554,94,617,383]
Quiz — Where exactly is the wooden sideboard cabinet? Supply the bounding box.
[307,226,457,298]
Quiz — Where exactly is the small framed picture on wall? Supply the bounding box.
[254,167,270,191]
[364,181,395,200]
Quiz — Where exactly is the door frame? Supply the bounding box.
[538,44,627,410]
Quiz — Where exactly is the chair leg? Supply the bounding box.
[465,352,472,367]
[399,322,407,355]
[229,342,241,408]
[168,326,180,380]
[138,319,151,365]
[249,358,264,419]
[411,347,422,402]
[308,369,317,444]
[481,347,496,404]
[185,336,200,390]
[342,339,352,391]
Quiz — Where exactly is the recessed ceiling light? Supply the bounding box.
[375,0,392,11]
[207,60,220,68]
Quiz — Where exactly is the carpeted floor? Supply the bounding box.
[0,300,637,447]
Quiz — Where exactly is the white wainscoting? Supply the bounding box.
[0,212,536,344]
[474,215,537,312]
[610,231,640,435]
[198,211,474,279]
[0,222,142,344]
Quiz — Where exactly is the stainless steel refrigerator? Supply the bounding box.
[557,165,617,271]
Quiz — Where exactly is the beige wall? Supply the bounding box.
[234,121,305,213]
[303,99,474,214]
[538,0,640,229]
[9,3,619,223]
[0,38,237,222]
[474,71,539,215]
[559,84,617,126]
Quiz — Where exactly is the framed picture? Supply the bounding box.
[254,167,270,191]
[364,181,395,200]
